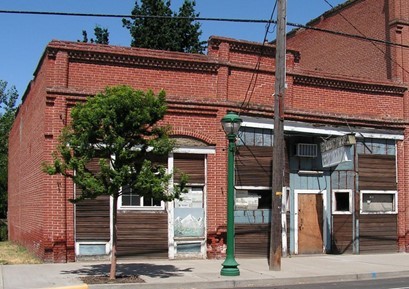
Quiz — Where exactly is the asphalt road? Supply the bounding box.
[236,277,409,289]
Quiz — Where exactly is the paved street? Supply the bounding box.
[1,253,409,289]
[236,277,409,289]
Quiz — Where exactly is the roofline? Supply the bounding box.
[287,0,359,38]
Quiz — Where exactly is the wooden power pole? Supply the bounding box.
[269,0,286,271]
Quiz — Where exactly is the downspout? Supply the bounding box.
[353,142,359,254]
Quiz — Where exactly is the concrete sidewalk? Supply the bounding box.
[1,253,409,289]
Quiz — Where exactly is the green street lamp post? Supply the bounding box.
[220,111,242,276]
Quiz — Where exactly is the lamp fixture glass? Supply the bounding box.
[221,111,243,136]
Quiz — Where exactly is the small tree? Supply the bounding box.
[122,0,206,53]
[80,25,110,44]
[45,85,186,279]
[0,80,18,220]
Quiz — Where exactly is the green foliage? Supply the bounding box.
[0,223,7,241]
[80,25,110,44]
[44,85,188,279]
[45,85,185,203]
[123,0,206,53]
[0,81,18,219]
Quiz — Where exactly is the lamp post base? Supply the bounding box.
[220,258,240,276]
[220,266,240,276]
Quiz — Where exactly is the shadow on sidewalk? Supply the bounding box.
[60,263,193,279]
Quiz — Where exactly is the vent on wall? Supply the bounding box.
[296,143,318,158]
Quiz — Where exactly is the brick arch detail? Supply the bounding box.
[171,128,215,145]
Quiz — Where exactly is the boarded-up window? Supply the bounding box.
[76,158,110,241]
[235,146,273,187]
[174,154,205,184]
[358,155,396,190]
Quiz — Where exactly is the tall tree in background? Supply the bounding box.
[44,86,186,279]
[80,25,110,44]
[0,81,18,219]
[123,0,206,53]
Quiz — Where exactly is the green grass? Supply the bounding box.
[0,241,42,265]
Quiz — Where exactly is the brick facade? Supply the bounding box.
[8,0,409,262]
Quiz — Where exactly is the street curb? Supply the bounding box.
[42,285,88,289]
[87,270,409,289]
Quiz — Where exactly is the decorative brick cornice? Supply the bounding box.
[293,75,407,95]
[230,42,276,56]
[46,47,219,73]
[209,37,300,62]
[285,108,408,129]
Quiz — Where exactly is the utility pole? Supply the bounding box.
[269,0,286,271]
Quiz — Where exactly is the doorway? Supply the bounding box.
[294,190,327,254]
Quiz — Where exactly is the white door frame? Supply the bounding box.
[294,189,327,255]
[281,187,290,256]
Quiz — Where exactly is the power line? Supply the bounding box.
[2,9,409,49]
[287,20,409,49]
[322,0,409,128]
[239,0,277,113]
[0,10,272,23]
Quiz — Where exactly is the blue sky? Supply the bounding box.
[0,0,345,99]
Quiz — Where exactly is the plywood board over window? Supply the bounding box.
[235,146,273,187]
[174,153,205,184]
[358,154,396,191]
[75,158,110,242]
[358,154,398,253]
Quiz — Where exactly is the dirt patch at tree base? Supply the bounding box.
[80,274,145,284]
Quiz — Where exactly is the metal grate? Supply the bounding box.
[296,143,318,158]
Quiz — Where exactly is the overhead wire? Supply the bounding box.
[322,0,408,147]
[1,9,409,49]
[239,0,277,114]
[322,0,409,79]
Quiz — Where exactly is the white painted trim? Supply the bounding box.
[75,242,110,256]
[242,121,274,129]
[281,187,290,256]
[332,189,353,215]
[174,240,207,259]
[203,155,208,259]
[174,147,216,154]
[241,117,404,140]
[168,153,175,259]
[395,142,399,184]
[109,155,115,258]
[235,186,272,190]
[117,190,165,210]
[360,190,398,214]
[294,189,327,255]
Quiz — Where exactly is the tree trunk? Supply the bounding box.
[109,194,118,280]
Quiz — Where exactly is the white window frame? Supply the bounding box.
[332,189,353,215]
[360,190,398,214]
[75,241,110,256]
[118,186,165,210]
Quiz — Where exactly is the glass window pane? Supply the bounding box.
[122,195,131,206]
[131,194,140,206]
[362,193,394,212]
[245,128,255,146]
[263,129,273,147]
[143,197,151,207]
[334,192,350,212]
[152,199,161,206]
[254,128,263,146]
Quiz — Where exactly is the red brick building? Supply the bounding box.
[8,0,409,262]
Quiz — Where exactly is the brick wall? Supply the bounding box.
[8,33,409,262]
[287,0,401,82]
[8,54,49,260]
